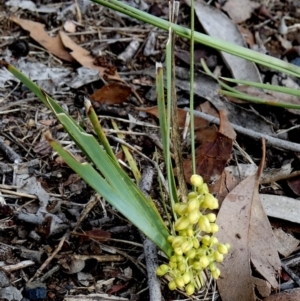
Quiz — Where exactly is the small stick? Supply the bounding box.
[29,233,68,282]
[139,166,164,301]
[1,260,35,273]
[73,254,124,262]
[0,136,22,163]
[185,109,300,153]
[39,265,60,282]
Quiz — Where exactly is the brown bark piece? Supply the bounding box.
[10,16,74,62]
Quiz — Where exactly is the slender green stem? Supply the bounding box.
[201,59,245,95]
[221,77,300,97]
[91,0,300,78]
[219,90,300,109]
[166,27,178,214]
[155,150,173,232]
[85,99,118,164]
[189,0,196,178]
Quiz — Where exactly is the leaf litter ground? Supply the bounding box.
[1,0,300,301]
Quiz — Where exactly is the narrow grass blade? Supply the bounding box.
[220,77,300,97]
[189,0,196,177]
[111,120,141,183]
[201,58,245,96]
[84,98,118,163]
[156,63,178,209]
[219,90,300,110]
[90,0,300,78]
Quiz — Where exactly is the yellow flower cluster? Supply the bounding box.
[156,175,230,295]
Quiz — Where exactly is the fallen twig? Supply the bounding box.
[0,136,22,163]
[139,166,164,301]
[1,260,35,273]
[29,233,68,282]
[184,109,300,153]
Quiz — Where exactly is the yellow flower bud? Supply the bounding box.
[199,256,210,268]
[201,235,211,246]
[198,183,209,194]
[185,283,195,295]
[217,243,229,254]
[186,248,196,260]
[179,230,187,237]
[206,213,216,222]
[156,264,169,276]
[198,216,210,232]
[188,210,201,224]
[167,235,175,243]
[214,251,224,262]
[156,267,164,276]
[195,248,206,259]
[225,243,231,251]
[175,216,190,231]
[192,261,202,270]
[176,255,184,262]
[211,268,221,279]
[187,198,200,213]
[202,194,218,209]
[178,263,186,273]
[170,255,177,263]
[210,223,219,233]
[172,236,185,248]
[209,236,218,245]
[192,237,200,249]
[175,277,185,288]
[190,174,203,187]
[182,272,191,284]
[188,191,198,199]
[174,247,183,255]
[186,227,194,237]
[169,262,177,269]
[168,280,177,290]
[209,262,217,271]
[174,203,187,216]
[181,240,193,254]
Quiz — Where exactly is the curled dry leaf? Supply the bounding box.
[216,141,281,301]
[183,110,236,184]
[90,83,132,104]
[59,31,120,81]
[10,16,74,62]
[137,107,234,184]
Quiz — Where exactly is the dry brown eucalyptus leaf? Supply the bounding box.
[10,16,74,62]
[59,31,120,80]
[90,83,132,104]
[216,140,281,301]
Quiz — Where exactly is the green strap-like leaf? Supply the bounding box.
[46,133,171,256]
[3,62,172,257]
